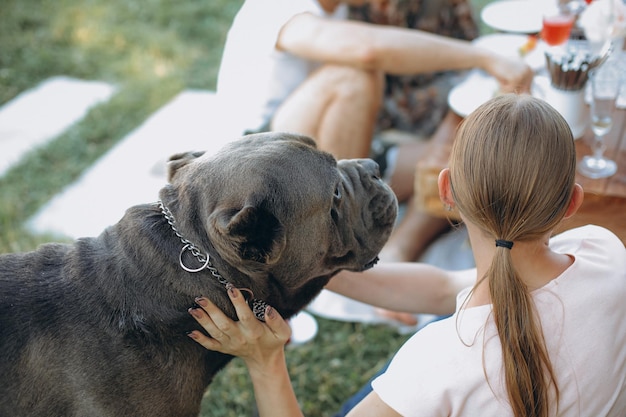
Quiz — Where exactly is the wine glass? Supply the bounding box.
[578,66,621,179]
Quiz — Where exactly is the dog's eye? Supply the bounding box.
[334,186,341,200]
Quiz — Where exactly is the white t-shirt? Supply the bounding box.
[373,225,626,416]
[216,0,348,133]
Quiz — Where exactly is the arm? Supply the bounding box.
[188,289,402,417]
[325,263,475,316]
[189,290,303,417]
[278,13,533,93]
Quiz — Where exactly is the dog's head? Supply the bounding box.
[160,132,397,313]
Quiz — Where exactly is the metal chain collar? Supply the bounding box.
[158,200,227,285]
[157,200,269,321]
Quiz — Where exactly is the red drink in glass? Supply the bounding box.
[541,14,575,46]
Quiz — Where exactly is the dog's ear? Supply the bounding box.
[167,151,205,182]
[211,204,286,265]
[286,133,317,149]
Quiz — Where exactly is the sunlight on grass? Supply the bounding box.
[49,2,196,82]
[0,0,240,103]
[0,0,240,254]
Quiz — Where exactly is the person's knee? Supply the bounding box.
[318,65,383,105]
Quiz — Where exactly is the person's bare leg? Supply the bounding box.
[379,140,451,264]
[384,139,427,202]
[272,64,383,159]
[373,111,463,325]
[380,110,463,263]
[372,113,463,328]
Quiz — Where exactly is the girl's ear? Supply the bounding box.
[438,168,454,208]
[564,183,584,219]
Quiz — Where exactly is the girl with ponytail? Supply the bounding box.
[188,94,626,417]
[444,94,577,417]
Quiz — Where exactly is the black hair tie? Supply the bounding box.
[495,239,514,250]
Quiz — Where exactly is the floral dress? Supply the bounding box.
[349,0,479,138]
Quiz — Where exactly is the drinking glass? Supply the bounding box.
[578,66,621,179]
[541,6,575,47]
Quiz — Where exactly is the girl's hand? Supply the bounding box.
[187,287,292,368]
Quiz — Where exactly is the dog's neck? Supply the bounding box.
[157,200,269,321]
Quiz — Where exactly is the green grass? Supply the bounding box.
[202,320,410,416]
[0,0,493,415]
[0,0,241,252]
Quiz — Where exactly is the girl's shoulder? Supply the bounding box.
[550,225,626,286]
[551,224,624,255]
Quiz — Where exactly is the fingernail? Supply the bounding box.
[194,297,208,307]
[266,306,275,319]
[228,287,238,298]
[188,307,202,319]
[186,331,198,340]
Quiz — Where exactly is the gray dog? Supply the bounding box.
[0,132,397,417]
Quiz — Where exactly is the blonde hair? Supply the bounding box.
[449,94,576,417]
